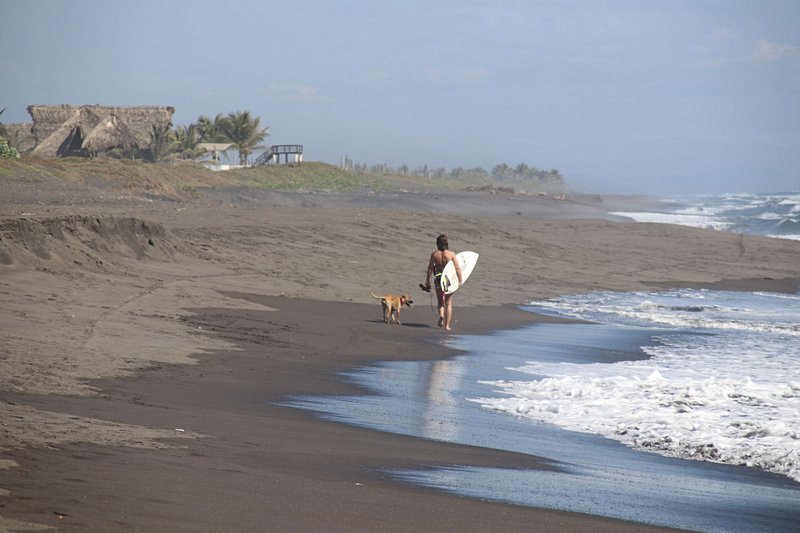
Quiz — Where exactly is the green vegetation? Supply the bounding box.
[0,137,21,161]
[0,109,20,161]
[148,124,180,163]
[149,109,269,164]
[0,156,209,187]
[0,155,568,196]
[66,109,271,164]
[491,163,564,190]
[231,162,376,191]
[196,113,229,143]
[221,110,269,165]
[174,124,203,160]
[2,105,566,194]
[0,108,7,139]
[351,159,566,193]
[0,157,396,195]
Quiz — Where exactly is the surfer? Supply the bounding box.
[424,233,462,331]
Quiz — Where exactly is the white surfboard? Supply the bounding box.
[440,251,479,294]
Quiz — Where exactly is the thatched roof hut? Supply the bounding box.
[82,114,140,154]
[27,104,174,157]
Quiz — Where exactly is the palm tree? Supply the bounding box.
[221,110,270,165]
[196,113,229,143]
[0,108,7,139]
[148,123,179,162]
[174,124,203,160]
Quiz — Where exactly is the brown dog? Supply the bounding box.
[371,292,413,324]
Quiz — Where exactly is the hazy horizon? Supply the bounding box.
[2,1,798,195]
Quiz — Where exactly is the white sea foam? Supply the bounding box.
[612,192,800,240]
[769,233,800,241]
[610,211,734,231]
[471,290,800,482]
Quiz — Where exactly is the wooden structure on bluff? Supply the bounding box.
[26,104,174,158]
[254,144,303,166]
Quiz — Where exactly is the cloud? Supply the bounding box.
[751,39,800,61]
[265,83,329,103]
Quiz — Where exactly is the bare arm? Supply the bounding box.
[425,251,436,285]
[442,250,463,285]
[452,252,463,285]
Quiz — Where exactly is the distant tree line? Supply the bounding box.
[345,159,566,191]
[490,163,563,185]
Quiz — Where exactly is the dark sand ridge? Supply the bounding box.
[1,183,799,531]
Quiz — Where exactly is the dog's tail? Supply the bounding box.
[370,291,384,300]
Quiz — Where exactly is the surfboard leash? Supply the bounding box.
[419,282,438,318]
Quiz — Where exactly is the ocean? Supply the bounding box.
[484,289,800,482]
[283,192,800,532]
[611,191,800,241]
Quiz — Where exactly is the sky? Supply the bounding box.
[2,0,799,194]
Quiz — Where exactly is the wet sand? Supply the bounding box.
[2,181,799,531]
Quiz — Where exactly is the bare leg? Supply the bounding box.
[436,290,445,327]
[443,294,454,331]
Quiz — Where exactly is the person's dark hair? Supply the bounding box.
[436,234,448,251]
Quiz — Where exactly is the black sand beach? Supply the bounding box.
[2,177,800,532]
[2,298,686,532]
